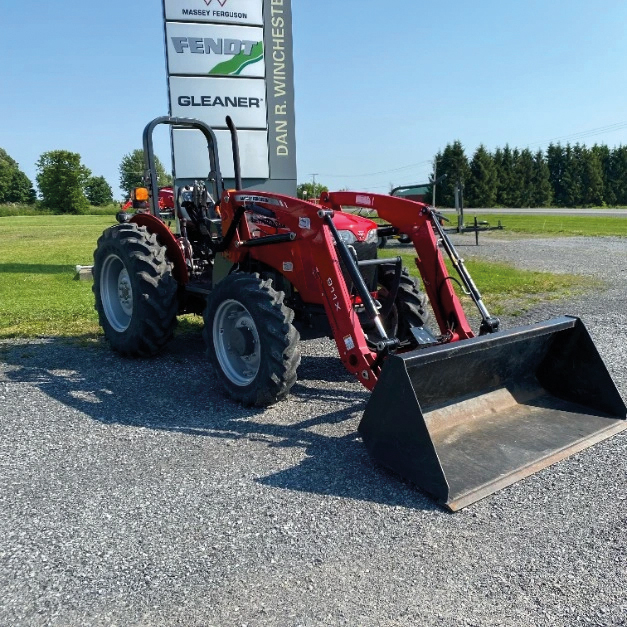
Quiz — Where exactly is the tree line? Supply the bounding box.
[4,140,627,213]
[0,148,170,214]
[434,141,627,208]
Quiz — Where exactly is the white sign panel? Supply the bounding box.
[173,128,269,179]
[164,0,263,26]
[166,22,264,77]
[170,76,267,129]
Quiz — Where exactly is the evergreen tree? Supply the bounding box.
[562,144,583,206]
[514,148,535,207]
[611,146,627,206]
[432,150,443,206]
[531,149,552,207]
[431,140,626,207]
[495,145,517,207]
[119,150,171,198]
[85,176,114,206]
[465,145,497,208]
[580,147,604,206]
[492,148,504,206]
[546,143,567,206]
[436,141,470,207]
[591,144,614,205]
[36,150,91,214]
[0,148,36,204]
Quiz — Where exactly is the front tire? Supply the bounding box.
[93,223,178,356]
[203,273,301,407]
[378,265,430,345]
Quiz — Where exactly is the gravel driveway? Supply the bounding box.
[1,235,625,626]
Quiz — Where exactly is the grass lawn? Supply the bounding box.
[0,215,601,339]
[467,213,627,237]
[380,249,597,317]
[0,216,114,338]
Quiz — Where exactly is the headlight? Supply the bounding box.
[337,230,357,245]
[365,228,379,244]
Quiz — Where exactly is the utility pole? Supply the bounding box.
[310,173,319,196]
[431,159,437,207]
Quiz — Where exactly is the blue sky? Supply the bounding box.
[2,0,627,198]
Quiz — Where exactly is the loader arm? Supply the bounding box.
[320,191,474,340]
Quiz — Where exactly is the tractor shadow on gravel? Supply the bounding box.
[1,335,439,511]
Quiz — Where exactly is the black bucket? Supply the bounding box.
[359,316,626,511]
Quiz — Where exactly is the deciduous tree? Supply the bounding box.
[0,148,36,204]
[85,175,114,206]
[36,150,91,214]
[297,182,328,201]
[119,150,171,198]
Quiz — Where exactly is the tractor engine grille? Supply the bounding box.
[340,240,378,294]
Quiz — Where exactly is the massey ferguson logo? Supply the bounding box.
[180,0,249,22]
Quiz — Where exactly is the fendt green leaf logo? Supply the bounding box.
[208,40,263,76]
[171,37,264,77]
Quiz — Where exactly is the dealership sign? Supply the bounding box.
[169,76,267,129]
[164,0,263,25]
[162,0,296,194]
[172,128,269,179]
[166,23,265,77]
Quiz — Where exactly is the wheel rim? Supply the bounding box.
[213,299,261,386]
[100,253,133,332]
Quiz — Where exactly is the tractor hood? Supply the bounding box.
[332,211,378,242]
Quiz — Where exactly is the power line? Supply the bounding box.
[312,120,627,184]
[526,120,627,149]
[317,159,433,178]
[359,184,396,192]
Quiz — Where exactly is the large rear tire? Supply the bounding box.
[203,273,301,407]
[93,223,178,356]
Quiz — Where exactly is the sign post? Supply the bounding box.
[162,0,296,195]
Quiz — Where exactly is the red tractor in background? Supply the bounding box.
[92,116,626,510]
[120,185,174,215]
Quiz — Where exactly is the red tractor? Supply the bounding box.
[93,117,626,510]
[120,186,174,214]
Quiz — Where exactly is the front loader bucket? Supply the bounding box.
[359,316,626,511]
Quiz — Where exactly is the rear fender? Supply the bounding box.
[130,213,188,284]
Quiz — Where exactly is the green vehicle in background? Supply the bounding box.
[381,183,433,246]
[342,182,437,248]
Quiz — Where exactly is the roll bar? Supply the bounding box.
[141,116,227,217]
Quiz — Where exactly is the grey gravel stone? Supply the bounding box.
[1,235,625,626]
